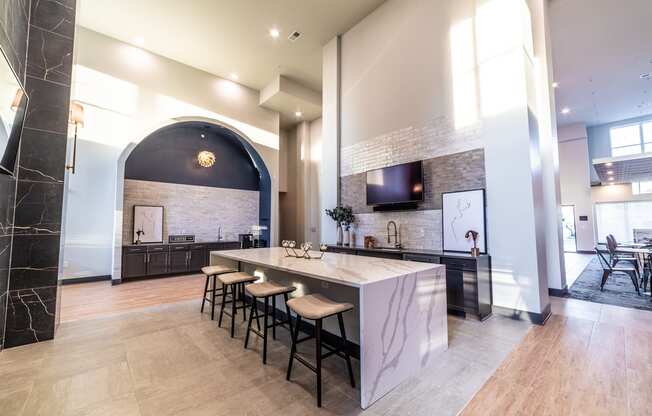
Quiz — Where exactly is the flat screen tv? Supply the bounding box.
[0,47,28,176]
[366,161,424,206]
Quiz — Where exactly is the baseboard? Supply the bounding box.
[60,275,112,285]
[548,286,568,297]
[249,297,360,359]
[493,303,551,326]
[111,279,122,286]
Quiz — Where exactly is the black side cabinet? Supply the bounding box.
[122,246,147,278]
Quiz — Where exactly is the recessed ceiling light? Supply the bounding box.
[200,134,206,139]
[605,162,613,167]
[608,177,614,181]
[230,73,239,80]
[560,107,571,115]
[295,111,302,118]
[134,36,145,46]
[607,170,613,174]
[552,82,559,88]
[269,28,280,39]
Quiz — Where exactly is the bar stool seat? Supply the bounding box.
[246,281,295,298]
[218,272,258,338]
[201,265,235,276]
[218,271,258,286]
[200,265,237,320]
[286,294,356,408]
[286,294,353,320]
[244,282,296,364]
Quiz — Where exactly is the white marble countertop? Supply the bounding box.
[210,247,443,287]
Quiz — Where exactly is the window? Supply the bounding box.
[610,121,652,157]
[632,181,652,195]
[643,122,652,153]
[595,201,652,243]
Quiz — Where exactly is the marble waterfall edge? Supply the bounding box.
[360,266,447,408]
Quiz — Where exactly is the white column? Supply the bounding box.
[320,36,341,244]
[478,0,558,318]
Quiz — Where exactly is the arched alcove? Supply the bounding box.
[111,118,272,281]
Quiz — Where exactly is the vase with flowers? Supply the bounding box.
[325,206,355,246]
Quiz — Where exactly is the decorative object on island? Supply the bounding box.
[364,235,376,248]
[442,189,487,253]
[465,230,480,257]
[197,150,216,167]
[325,206,355,246]
[281,240,327,259]
[133,205,164,244]
[65,101,85,174]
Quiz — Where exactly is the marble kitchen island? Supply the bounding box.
[210,247,447,409]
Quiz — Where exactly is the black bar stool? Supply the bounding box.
[243,281,296,364]
[285,293,356,408]
[218,272,258,337]
[200,265,237,320]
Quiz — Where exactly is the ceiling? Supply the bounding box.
[593,153,652,185]
[549,0,652,127]
[77,0,385,93]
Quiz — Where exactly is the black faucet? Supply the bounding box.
[387,221,401,249]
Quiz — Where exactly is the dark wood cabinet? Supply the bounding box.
[123,253,147,278]
[328,245,492,320]
[147,251,169,275]
[188,244,206,271]
[121,240,240,280]
[169,248,189,273]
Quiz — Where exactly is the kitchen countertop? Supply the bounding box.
[210,247,443,287]
[124,240,239,247]
[327,244,488,259]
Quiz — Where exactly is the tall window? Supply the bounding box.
[595,200,652,243]
[632,181,652,195]
[610,121,652,157]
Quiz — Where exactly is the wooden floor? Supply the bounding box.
[59,275,206,323]
[462,296,652,416]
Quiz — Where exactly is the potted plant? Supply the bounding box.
[325,206,355,246]
[465,230,480,257]
[340,207,355,246]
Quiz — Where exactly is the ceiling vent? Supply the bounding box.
[288,31,301,42]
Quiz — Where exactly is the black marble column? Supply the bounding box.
[0,0,30,350]
[4,0,75,348]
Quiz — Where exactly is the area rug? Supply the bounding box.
[562,257,652,311]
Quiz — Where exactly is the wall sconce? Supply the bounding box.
[197,150,215,168]
[65,101,84,174]
[10,89,23,112]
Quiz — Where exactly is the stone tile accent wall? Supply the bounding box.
[351,210,442,251]
[123,179,259,244]
[341,115,482,177]
[339,116,484,252]
[341,149,486,214]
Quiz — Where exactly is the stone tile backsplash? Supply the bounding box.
[349,210,443,251]
[123,179,259,244]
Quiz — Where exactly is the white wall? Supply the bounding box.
[64,27,280,280]
[558,123,595,252]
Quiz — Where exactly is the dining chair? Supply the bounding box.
[606,234,641,277]
[595,247,640,295]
